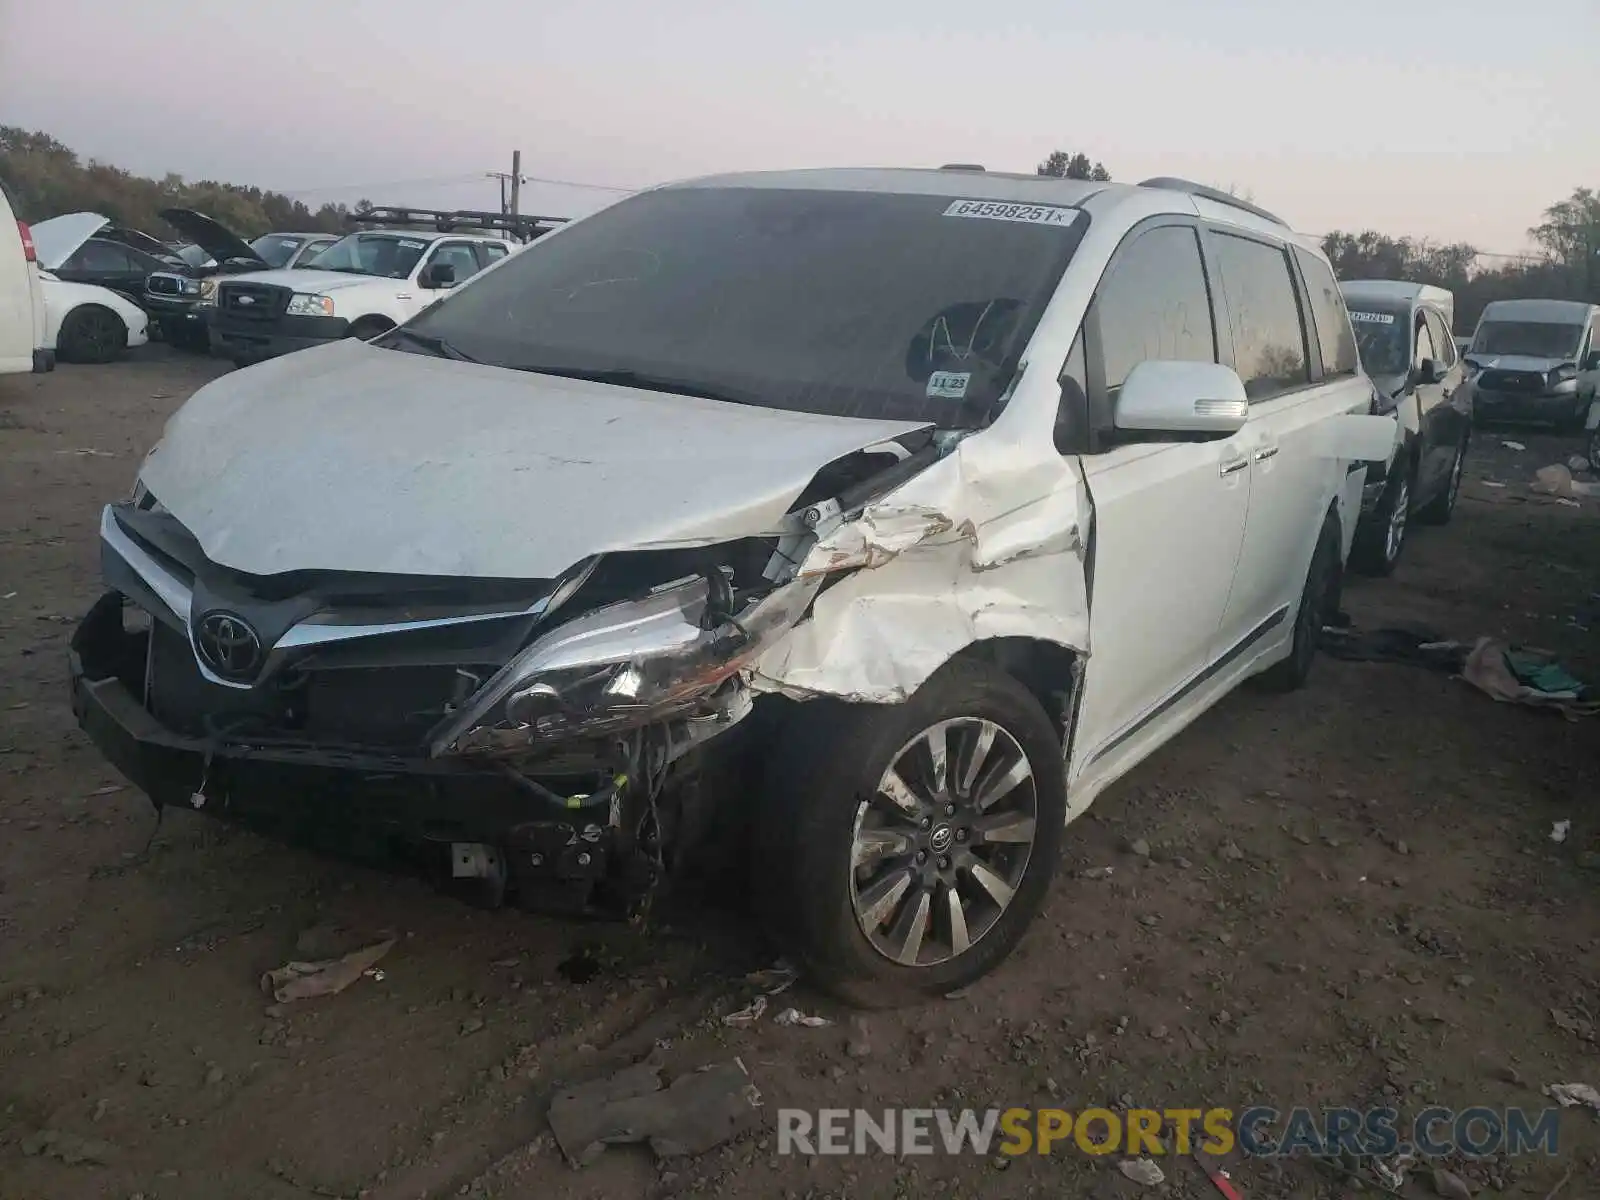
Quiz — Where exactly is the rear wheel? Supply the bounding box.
[1259,508,1341,693]
[754,658,1068,1008]
[58,306,126,364]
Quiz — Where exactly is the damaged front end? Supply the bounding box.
[68,438,941,917]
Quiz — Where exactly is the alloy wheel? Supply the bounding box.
[849,717,1038,968]
[1385,476,1409,562]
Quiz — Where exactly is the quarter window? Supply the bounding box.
[1424,309,1455,367]
[1414,317,1436,369]
[1292,247,1358,378]
[1210,233,1311,401]
[482,243,509,262]
[428,241,482,281]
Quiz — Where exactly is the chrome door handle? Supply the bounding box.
[1252,445,1279,461]
[1220,459,1249,478]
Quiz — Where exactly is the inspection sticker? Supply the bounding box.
[943,199,1078,227]
[1347,311,1395,324]
[927,370,971,399]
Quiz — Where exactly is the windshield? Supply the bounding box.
[1347,307,1409,376]
[249,234,307,269]
[305,232,429,279]
[1470,320,1583,360]
[401,186,1087,425]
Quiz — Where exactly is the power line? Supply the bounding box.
[279,174,484,198]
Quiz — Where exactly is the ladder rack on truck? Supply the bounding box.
[346,207,567,243]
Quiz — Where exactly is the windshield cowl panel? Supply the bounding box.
[401,186,1088,428]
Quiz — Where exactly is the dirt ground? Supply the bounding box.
[3,348,1600,1200]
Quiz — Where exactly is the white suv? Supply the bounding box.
[0,179,50,375]
[71,168,1391,1005]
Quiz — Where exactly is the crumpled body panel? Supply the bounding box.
[754,431,1090,703]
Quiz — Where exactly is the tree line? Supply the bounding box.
[2,126,1593,335]
[1040,148,1598,333]
[0,127,360,242]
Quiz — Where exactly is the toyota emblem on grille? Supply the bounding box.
[195,612,262,678]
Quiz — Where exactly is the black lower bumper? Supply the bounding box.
[1473,389,1584,424]
[69,593,640,910]
[210,314,350,363]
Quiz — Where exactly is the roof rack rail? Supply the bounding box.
[346,206,568,242]
[1137,177,1287,228]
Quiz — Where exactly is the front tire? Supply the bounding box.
[1417,434,1467,525]
[58,306,127,364]
[754,657,1067,1008]
[1259,508,1341,693]
[1350,464,1411,576]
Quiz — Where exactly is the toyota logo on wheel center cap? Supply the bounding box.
[929,824,955,854]
[195,611,262,678]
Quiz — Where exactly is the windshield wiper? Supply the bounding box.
[382,327,478,362]
[515,365,749,406]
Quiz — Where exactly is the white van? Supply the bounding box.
[0,178,52,375]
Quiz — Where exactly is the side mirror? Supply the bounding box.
[421,261,456,289]
[1113,360,1249,436]
[1415,358,1441,385]
[1584,351,1600,372]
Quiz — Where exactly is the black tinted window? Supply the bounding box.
[1211,233,1310,401]
[1095,224,1216,394]
[405,186,1087,426]
[1293,247,1357,377]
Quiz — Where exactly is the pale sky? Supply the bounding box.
[2,0,1594,254]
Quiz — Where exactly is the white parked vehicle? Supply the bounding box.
[39,275,149,362]
[205,213,542,366]
[0,178,51,375]
[71,169,1391,1004]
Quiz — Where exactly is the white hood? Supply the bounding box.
[31,212,110,270]
[138,339,930,579]
[219,267,386,292]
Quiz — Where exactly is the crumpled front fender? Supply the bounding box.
[753,434,1091,703]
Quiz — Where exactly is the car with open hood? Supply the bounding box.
[70,168,1393,1004]
[1340,280,1471,575]
[1466,299,1600,430]
[30,212,185,311]
[38,274,149,362]
[145,209,340,351]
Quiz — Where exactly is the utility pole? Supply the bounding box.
[509,150,522,220]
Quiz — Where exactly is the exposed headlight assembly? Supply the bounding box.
[286,293,335,317]
[432,572,821,756]
[197,278,218,306]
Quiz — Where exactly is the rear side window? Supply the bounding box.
[1210,233,1310,401]
[1414,316,1436,368]
[1095,224,1217,394]
[482,243,509,262]
[1292,247,1358,378]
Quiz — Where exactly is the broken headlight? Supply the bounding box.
[431,573,820,755]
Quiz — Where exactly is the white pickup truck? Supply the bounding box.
[206,226,516,366]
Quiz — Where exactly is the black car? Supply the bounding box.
[1340,280,1473,576]
[144,210,339,352]
[30,212,184,309]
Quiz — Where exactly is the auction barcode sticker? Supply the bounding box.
[944,200,1079,227]
[1348,311,1395,324]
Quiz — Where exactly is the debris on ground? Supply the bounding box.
[1543,1082,1600,1112]
[1503,440,1527,451]
[773,1007,832,1028]
[260,934,395,1002]
[1461,638,1599,717]
[1081,865,1115,880]
[20,1128,116,1165]
[1191,1150,1244,1199]
[1117,1156,1166,1186]
[846,1014,873,1058]
[1568,455,1592,474]
[1532,463,1600,499]
[558,947,605,983]
[1552,820,1572,843]
[744,961,799,995]
[1431,1166,1474,1199]
[722,996,767,1027]
[547,1058,762,1166]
